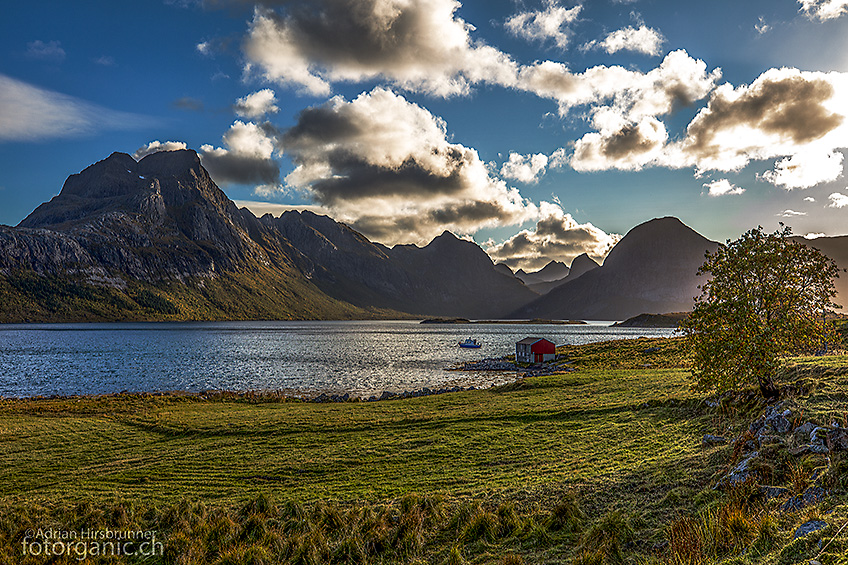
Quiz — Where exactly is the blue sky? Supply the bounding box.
[2,0,848,270]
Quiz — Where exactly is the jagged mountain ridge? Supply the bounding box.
[11,151,266,279]
[515,260,569,285]
[263,211,537,317]
[5,150,847,323]
[0,150,536,320]
[525,253,600,295]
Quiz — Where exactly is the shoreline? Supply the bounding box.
[0,370,527,404]
[0,355,573,403]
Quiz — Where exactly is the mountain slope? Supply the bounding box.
[0,151,388,322]
[513,217,719,320]
[516,261,569,285]
[791,235,848,311]
[263,211,537,318]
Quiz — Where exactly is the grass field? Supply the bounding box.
[1,337,847,564]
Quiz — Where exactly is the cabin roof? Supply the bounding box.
[516,337,544,345]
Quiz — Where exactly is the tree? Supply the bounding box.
[682,225,840,399]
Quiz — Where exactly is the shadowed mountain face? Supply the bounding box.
[264,211,537,318]
[7,151,845,323]
[566,253,600,281]
[525,253,600,295]
[791,235,848,311]
[515,261,569,285]
[1,150,537,320]
[512,217,720,320]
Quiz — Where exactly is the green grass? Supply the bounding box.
[1,338,847,564]
[0,365,702,504]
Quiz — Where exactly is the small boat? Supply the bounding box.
[458,337,481,348]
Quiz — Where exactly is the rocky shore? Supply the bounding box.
[449,356,573,377]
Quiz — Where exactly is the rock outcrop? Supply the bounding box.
[7,150,267,281]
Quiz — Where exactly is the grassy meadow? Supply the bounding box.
[1,337,847,564]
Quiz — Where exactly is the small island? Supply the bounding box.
[421,318,586,325]
[612,312,689,328]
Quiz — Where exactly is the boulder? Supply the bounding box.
[780,486,828,513]
[793,520,828,540]
[702,434,728,445]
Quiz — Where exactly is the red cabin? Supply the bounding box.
[516,337,556,363]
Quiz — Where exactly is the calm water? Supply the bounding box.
[0,320,675,398]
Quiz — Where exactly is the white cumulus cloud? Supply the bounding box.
[505,2,582,50]
[799,0,848,21]
[234,89,279,119]
[589,25,665,56]
[704,179,745,197]
[829,192,848,207]
[133,140,188,160]
[280,87,539,244]
[499,152,550,183]
[200,120,282,187]
[242,0,518,97]
[759,150,844,189]
[672,68,848,187]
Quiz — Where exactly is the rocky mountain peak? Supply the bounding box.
[137,149,202,177]
[568,253,600,279]
[532,260,569,282]
[57,152,144,200]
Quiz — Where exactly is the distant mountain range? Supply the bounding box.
[513,217,721,320]
[1,150,846,322]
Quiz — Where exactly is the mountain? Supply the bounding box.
[792,235,848,310]
[512,217,720,320]
[13,150,264,277]
[10,151,843,324]
[0,151,379,321]
[526,253,600,295]
[0,150,537,322]
[493,263,514,277]
[566,253,601,281]
[263,211,537,318]
[515,260,569,285]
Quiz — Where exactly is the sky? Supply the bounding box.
[3,0,848,271]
